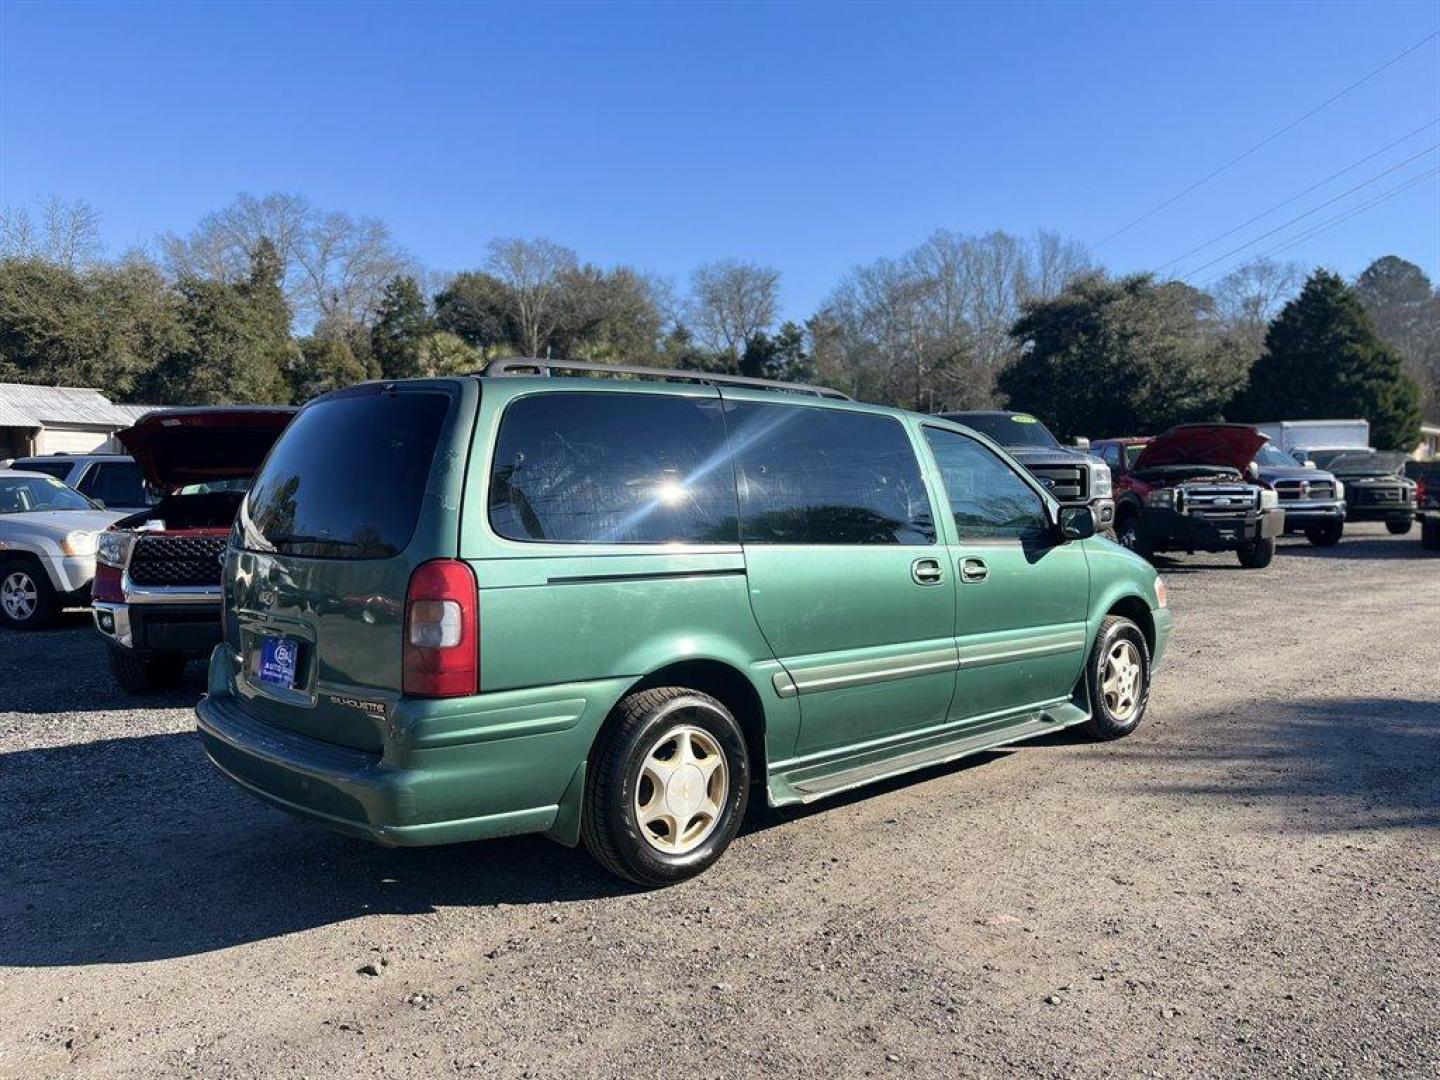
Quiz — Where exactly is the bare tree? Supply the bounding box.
[689,259,780,357]
[483,237,579,358]
[815,229,1094,410]
[0,195,104,268]
[161,192,414,329]
[1208,257,1304,360]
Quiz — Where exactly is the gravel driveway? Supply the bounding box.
[2,523,1437,1079]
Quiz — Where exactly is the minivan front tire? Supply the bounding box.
[583,687,751,887]
[1083,615,1151,741]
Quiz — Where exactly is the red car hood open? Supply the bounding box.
[118,406,297,492]
[1133,424,1267,472]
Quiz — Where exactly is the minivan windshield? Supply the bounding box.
[241,390,450,559]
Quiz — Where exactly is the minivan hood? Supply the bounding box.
[1133,425,1266,473]
[118,407,296,492]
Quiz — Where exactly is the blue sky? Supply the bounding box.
[2,1,1437,320]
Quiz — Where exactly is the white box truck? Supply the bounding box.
[1253,420,1370,464]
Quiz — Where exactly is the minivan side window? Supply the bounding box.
[489,393,739,545]
[725,401,935,545]
[923,427,1048,541]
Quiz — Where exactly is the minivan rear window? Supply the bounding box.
[489,392,739,545]
[242,391,450,559]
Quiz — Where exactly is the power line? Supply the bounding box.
[1255,168,1440,262]
[1200,166,1440,287]
[1176,142,1439,280]
[1093,28,1440,249]
[1155,117,1440,273]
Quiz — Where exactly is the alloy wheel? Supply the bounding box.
[1101,639,1142,721]
[1,571,39,623]
[633,723,730,855]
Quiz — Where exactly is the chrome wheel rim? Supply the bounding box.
[1102,639,1142,721]
[1117,521,1138,550]
[634,722,729,855]
[1,571,38,622]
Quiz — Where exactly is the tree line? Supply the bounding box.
[0,192,1433,450]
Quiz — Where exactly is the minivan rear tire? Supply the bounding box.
[582,687,750,887]
[1082,615,1151,741]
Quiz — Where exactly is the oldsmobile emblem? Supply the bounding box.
[257,587,278,607]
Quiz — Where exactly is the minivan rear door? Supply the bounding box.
[226,380,476,752]
[720,391,957,759]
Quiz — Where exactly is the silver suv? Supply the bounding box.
[0,469,125,629]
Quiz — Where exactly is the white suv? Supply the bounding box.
[0,469,125,629]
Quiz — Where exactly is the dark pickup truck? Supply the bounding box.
[1415,461,1439,550]
[1093,424,1284,569]
[940,411,1115,533]
[1318,451,1417,535]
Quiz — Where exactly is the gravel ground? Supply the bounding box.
[2,522,1437,1079]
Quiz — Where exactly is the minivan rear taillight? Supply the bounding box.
[403,560,478,698]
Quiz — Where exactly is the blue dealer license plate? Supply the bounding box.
[257,636,298,689]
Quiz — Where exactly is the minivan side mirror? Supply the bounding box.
[1056,505,1097,541]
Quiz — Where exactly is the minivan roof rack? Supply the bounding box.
[478,357,851,400]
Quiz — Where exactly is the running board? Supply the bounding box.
[783,703,1088,804]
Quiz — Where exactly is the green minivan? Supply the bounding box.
[197,361,1172,885]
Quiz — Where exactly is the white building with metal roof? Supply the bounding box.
[0,383,159,459]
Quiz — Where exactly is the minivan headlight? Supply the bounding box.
[96,530,135,568]
[1091,463,1112,499]
[62,530,99,557]
[1259,489,1279,511]
[1145,488,1175,509]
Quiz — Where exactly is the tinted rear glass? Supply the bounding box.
[945,413,1060,448]
[13,461,72,481]
[725,401,934,545]
[242,391,450,558]
[489,392,739,544]
[78,461,151,507]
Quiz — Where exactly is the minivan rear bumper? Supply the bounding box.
[197,692,565,845]
[196,648,628,846]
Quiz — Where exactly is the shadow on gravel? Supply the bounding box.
[1278,536,1433,561]
[1111,697,1440,834]
[0,731,641,967]
[0,721,1063,967]
[0,621,206,714]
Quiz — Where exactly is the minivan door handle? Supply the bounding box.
[960,556,989,583]
[911,557,944,586]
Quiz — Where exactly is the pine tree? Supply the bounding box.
[1232,270,1422,450]
[370,275,434,379]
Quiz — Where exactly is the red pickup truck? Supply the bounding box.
[1091,424,1285,570]
[92,407,295,692]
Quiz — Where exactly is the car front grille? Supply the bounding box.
[128,534,227,587]
[1182,485,1257,516]
[1353,483,1407,506]
[1028,464,1088,502]
[1275,479,1335,501]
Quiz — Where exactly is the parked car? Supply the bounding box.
[92,407,296,692]
[8,453,156,512]
[938,410,1115,534]
[195,361,1173,886]
[1252,441,1346,546]
[1254,419,1369,465]
[1416,461,1440,550]
[1093,424,1284,569]
[1321,451,1417,534]
[0,469,125,629]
